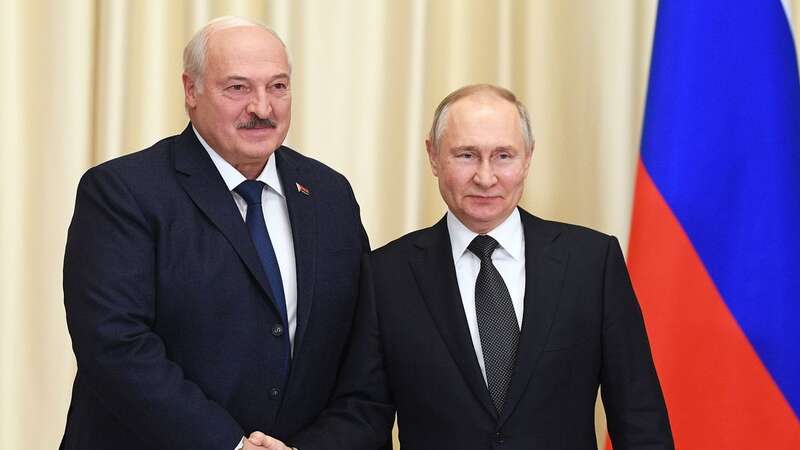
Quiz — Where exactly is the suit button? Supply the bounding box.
[271,324,284,337]
[269,387,280,399]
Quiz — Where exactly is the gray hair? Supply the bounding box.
[183,16,289,92]
[429,84,535,153]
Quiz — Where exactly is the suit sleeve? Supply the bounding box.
[63,167,244,450]
[289,254,395,450]
[599,236,674,449]
[342,172,370,252]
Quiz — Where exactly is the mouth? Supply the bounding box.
[467,194,501,199]
[237,127,275,139]
[466,194,502,203]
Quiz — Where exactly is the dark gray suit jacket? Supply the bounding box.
[292,209,672,449]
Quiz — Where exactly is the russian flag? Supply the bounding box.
[623,0,800,448]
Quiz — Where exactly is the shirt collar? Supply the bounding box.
[193,125,284,197]
[447,208,524,262]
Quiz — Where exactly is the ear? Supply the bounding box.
[426,137,440,177]
[182,73,199,109]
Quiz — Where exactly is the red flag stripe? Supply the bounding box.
[622,161,800,449]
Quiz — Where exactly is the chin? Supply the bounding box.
[241,142,279,157]
[465,206,503,220]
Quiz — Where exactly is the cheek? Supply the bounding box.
[275,98,292,117]
[441,173,470,197]
[213,98,246,120]
[501,172,527,193]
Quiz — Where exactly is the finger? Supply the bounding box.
[248,431,267,444]
[248,432,287,449]
[263,436,288,450]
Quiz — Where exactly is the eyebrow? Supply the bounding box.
[494,146,516,152]
[222,73,290,83]
[450,145,517,152]
[224,76,250,82]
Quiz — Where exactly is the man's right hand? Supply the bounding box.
[245,431,293,450]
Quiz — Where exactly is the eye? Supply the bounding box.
[270,82,290,95]
[457,153,474,159]
[225,84,251,95]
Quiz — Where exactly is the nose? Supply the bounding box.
[473,159,498,187]
[246,88,272,118]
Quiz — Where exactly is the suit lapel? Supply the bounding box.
[499,209,567,425]
[275,148,317,356]
[410,217,498,420]
[172,125,276,304]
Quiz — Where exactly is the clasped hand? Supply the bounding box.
[243,431,292,450]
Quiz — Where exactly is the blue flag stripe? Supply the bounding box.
[641,0,800,417]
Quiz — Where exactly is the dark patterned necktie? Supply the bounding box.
[468,234,520,413]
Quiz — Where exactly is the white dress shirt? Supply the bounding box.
[193,127,298,352]
[447,208,526,384]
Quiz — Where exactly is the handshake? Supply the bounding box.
[243,432,294,450]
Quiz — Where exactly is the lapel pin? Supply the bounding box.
[295,182,310,196]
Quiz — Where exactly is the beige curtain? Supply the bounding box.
[2,1,798,449]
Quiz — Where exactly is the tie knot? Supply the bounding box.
[468,235,499,260]
[235,180,265,206]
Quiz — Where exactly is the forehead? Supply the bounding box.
[205,26,289,77]
[444,94,523,145]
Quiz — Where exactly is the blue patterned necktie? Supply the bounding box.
[468,234,520,413]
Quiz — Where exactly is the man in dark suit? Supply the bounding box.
[61,17,368,450]
[250,84,673,449]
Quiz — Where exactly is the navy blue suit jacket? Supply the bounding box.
[61,124,368,450]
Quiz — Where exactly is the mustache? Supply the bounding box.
[236,117,277,129]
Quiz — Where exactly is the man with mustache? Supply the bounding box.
[60,16,368,450]
[248,84,673,449]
